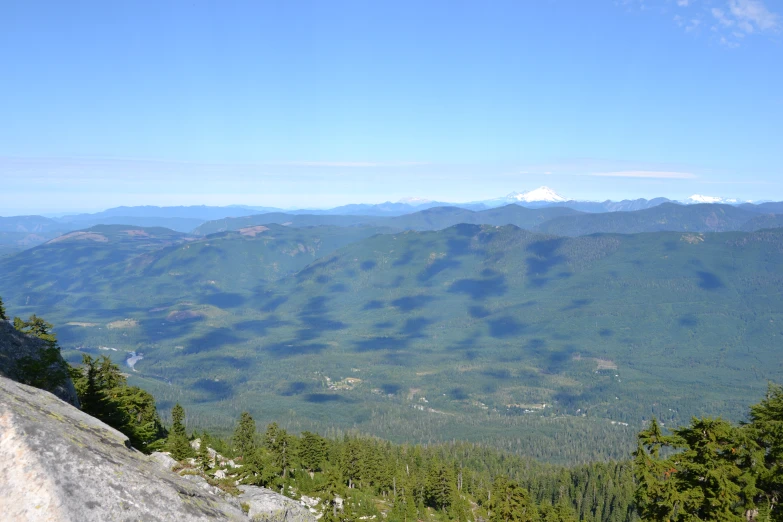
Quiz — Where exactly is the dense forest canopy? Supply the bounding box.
[2,224,782,463]
[3,298,783,520]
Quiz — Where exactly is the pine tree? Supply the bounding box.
[633,416,752,521]
[68,354,165,451]
[300,431,327,476]
[491,476,540,522]
[0,295,7,321]
[425,458,455,510]
[319,466,345,521]
[11,314,68,390]
[263,422,291,480]
[341,439,364,489]
[746,383,783,519]
[13,314,57,348]
[233,412,257,459]
[168,403,194,460]
[197,437,211,471]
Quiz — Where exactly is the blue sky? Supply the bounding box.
[1,0,781,213]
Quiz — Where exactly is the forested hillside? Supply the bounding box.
[2,223,782,464]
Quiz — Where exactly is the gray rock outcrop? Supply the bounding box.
[150,450,178,471]
[238,486,315,522]
[0,319,79,406]
[0,375,249,521]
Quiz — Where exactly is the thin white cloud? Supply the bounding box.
[621,0,779,44]
[729,0,780,31]
[588,171,697,179]
[712,0,779,45]
[686,18,701,31]
[712,7,735,27]
[281,161,429,168]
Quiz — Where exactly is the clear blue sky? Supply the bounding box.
[1,0,781,213]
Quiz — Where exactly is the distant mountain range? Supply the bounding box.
[1,189,781,256]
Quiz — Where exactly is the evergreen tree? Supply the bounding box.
[425,458,455,510]
[0,295,7,321]
[540,499,579,522]
[319,466,346,521]
[14,314,57,348]
[167,403,194,460]
[240,447,283,489]
[633,416,754,521]
[264,422,292,480]
[390,473,418,522]
[11,313,69,391]
[69,354,165,450]
[300,431,327,476]
[341,439,364,489]
[491,476,540,522]
[233,411,257,459]
[197,437,211,471]
[746,383,783,519]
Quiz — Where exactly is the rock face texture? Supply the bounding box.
[238,486,315,522]
[0,375,250,521]
[0,319,79,406]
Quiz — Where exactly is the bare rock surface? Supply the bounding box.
[238,485,315,522]
[150,450,178,471]
[0,375,248,521]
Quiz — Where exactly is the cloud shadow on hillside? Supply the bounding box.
[235,317,287,336]
[199,292,247,309]
[353,337,410,352]
[278,381,310,396]
[296,296,347,340]
[184,328,243,354]
[696,270,724,290]
[391,295,434,312]
[525,238,566,286]
[488,316,527,338]
[305,393,348,403]
[449,275,508,300]
[263,342,328,357]
[193,378,233,402]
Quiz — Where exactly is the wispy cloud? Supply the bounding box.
[712,0,780,45]
[281,161,429,168]
[588,171,697,179]
[729,0,780,31]
[620,0,780,45]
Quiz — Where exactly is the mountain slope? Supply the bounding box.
[0,225,190,309]
[534,202,756,236]
[194,205,583,236]
[740,214,783,231]
[0,216,71,256]
[2,224,782,462]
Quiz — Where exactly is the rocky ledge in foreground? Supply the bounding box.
[0,375,314,522]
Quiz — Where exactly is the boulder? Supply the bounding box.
[238,485,315,522]
[150,451,178,471]
[0,375,248,521]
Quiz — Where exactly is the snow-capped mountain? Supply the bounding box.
[687,194,739,204]
[506,186,567,203]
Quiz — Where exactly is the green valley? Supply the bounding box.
[2,221,782,464]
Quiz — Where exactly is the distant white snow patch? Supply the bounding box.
[688,194,725,204]
[506,186,567,203]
